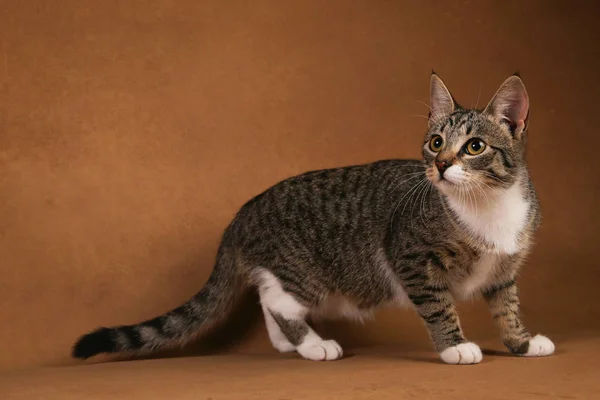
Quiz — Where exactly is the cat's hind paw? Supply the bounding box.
[297,339,343,361]
[520,334,555,357]
[439,342,483,365]
[273,340,296,353]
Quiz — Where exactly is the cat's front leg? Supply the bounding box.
[403,274,482,365]
[482,279,555,357]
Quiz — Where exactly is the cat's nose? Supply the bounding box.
[435,160,452,175]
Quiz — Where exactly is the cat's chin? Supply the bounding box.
[433,178,461,194]
[434,180,479,201]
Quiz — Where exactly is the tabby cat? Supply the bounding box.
[73,73,555,364]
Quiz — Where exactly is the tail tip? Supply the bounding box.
[72,327,114,359]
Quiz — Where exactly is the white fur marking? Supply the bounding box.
[261,304,296,353]
[297,338,343,361]
[522,335,555,357]
[442,165,466,185]
[456,253,501,299]
[256,269,344,361]
[445,181,530,254]
[440,342,483,365]
[257,269,307,319]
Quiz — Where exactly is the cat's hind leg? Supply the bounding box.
[257,269,343,361]
[261,303,296,353]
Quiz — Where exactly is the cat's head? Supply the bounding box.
[422,73,530,195]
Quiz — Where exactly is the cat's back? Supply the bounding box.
[238,159,426,218]
[230,159,427,260]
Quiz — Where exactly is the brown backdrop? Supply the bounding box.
[1,0,599,371]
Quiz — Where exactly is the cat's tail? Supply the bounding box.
[72,228,243,359]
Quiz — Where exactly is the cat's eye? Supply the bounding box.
[464,139,486,155]
[429,135,444,152]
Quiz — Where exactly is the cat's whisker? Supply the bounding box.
[398,161,429,167]
[472,179,493,206]
[390,177,428,231]
[479,171,505,184]
[403,178,429,218]
[470,181,479,219]
[480,173,503,183]
[458,184,466,210]
[473,84,482,110]
[463,184,471,215]
[385,166,431,189]
[417,100,433,111]
[385,172,426,200]
[479,181,498,199]
[466,181,479,220]
[419,180,432,227]
[389,177,426,231]
[464,175,490,205]
[408,178,430,226]
[418,101,448,126]
[428,112,447,126]
[411,114,430,120]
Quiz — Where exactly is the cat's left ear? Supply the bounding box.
[484,74,529,140]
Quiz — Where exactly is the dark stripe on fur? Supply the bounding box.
[482,279,516,299]
[490,146,514,169]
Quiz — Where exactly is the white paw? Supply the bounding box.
[272,340,296,353]
[440,342,483,365]
[297,339,343,361]
[521,335,555,357]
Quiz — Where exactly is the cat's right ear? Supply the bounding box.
[429,72,456,127]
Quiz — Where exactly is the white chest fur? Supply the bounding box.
[445,182,530,255]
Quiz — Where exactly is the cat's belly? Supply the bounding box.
[309,248,411,321]
[310,252,503,320]
[309,294,375,322]
[309,282,410,322]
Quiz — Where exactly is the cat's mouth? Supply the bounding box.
[426,167,462,188]
[439,175,462,185]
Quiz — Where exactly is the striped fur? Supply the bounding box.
[72,73,553,364]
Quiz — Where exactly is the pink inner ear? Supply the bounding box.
[500,116,525,135]
[516,119,525,131]
[486,77,530,126]
[505,90,529,122]
[513,91,529,121]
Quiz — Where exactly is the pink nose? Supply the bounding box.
[435,160,452,175]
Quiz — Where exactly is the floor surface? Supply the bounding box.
[2,334,597,400]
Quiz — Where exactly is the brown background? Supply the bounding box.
[1,0,599,373]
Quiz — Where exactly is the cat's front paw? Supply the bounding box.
[520,334,555,357]
[439,342,483,365]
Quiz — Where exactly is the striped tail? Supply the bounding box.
[72,230,241,359]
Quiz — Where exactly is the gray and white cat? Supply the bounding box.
[73,73,554,365]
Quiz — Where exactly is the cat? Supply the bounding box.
[72,72,555,365]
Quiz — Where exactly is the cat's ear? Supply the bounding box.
[484,74,529,140]
[429,72,456,126]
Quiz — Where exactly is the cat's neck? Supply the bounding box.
[443,177,531,255]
